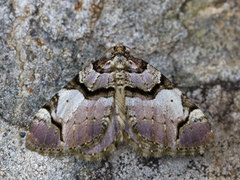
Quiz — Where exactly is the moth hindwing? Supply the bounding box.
[26,44,214,160]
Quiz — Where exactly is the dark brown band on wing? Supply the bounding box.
[65,74,115,99]
[92,56,114,73]
[125,55,148,73]
[125,76,175,100]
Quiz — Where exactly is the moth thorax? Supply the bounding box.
[115,71,125,86]
[113,55,127,70]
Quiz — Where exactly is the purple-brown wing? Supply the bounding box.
[125,64,161,91]
[124,64,214,156]
[79,63,115,91]
[26,71,117,156]
[78,112,121,160]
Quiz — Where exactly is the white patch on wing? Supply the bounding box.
[154,88,183,121]
[56,89,85,123]
[189,109,205,122]
[35,108,51,122]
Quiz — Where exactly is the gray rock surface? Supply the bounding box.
[1,0,239,179]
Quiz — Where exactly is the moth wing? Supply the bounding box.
[26,65,117,156]
[78,112,121,160]
[124,62,214,156]
[26,108,62,152]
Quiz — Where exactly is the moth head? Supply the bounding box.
[113,44,126,55]
[93,44,147,73]
[93,45,129,72]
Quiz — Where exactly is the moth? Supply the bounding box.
[26,44,214,160]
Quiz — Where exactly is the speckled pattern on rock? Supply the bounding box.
[1,0,240,179]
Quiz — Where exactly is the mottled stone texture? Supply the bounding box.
[0,0,239,179]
